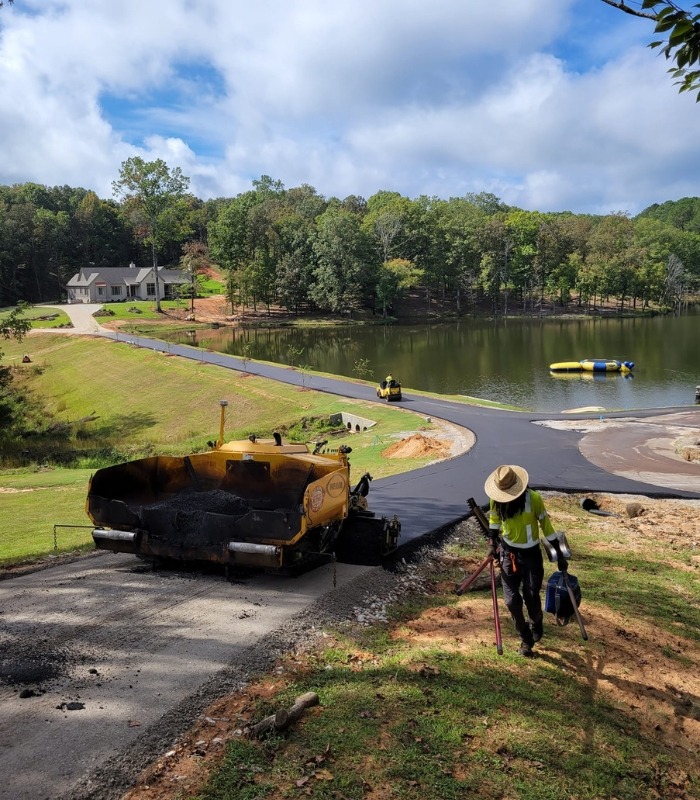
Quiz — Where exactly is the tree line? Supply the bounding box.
[2,164,700,317]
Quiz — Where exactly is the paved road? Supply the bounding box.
[34,302,700,536]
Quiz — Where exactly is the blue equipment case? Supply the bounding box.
[544,571,581,624]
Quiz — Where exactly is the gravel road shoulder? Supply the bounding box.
[64,560,410,800]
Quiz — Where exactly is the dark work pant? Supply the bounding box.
[498,544,544,645]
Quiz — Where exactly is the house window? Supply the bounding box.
[97,286,104,296]
[111,286,122,297]
[146,283,156,297]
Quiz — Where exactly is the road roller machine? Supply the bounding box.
[86,403,401,573]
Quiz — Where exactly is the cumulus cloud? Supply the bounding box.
[0,0,697,213]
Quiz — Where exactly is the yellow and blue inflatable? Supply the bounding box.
[549,359,634,374]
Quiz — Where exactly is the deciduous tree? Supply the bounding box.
[375,258,424,318]
[602,1,700,99]
[1,303,30,343]
[179,241,210,314]
[112,158,190,311]
[311,207,370,314]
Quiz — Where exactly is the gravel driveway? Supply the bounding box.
[0,551,399,800]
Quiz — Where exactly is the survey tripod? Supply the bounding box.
[454,499,503,655]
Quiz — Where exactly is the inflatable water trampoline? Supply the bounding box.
[549,359,634,373]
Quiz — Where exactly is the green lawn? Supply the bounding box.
[3,333,443,463]
[200,277,225,294]
[0,468,94,563]
[0,305,72,329]
[93,299,192,321]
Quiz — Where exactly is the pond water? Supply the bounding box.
[161,312,700,412]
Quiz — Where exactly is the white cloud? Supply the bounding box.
[0,0,697,214]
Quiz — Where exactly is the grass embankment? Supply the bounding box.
[130,493,699,800]
[0,468,95,562]
[1,333,450,566]
[0,305,72,329]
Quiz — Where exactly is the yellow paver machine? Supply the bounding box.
[86,402,400,573]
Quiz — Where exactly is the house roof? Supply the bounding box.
[67,266,188,287]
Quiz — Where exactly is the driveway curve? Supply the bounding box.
[38,302,700,539]
[36,303,112,335]
[97,328,700,537]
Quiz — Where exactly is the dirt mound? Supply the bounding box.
[383,433,451,459]
[676,433,700,463]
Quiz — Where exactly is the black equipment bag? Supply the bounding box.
[544,571,581,625]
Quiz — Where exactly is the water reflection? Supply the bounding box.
[159,313,700,412]
[547,372,634,381]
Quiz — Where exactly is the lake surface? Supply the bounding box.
[161,313,699,412]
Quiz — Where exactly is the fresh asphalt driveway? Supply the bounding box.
[38,302,700,544]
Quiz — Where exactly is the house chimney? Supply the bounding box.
[129,261,136,269]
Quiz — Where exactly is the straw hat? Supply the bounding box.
[484,464,529,503]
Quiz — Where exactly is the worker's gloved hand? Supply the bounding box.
[557,555,569,572]
[487,540,498,559]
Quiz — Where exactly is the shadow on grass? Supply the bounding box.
[3,411,159,466]
[80,410,157,441]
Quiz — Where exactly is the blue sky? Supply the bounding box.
[0,0,698,215]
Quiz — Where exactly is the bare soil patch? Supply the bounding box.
[676,433,700,463]
[382,432,452,460]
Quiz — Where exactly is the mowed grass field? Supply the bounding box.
[0,332,447,566]
[0,468,95,562]
[0,305,72,329]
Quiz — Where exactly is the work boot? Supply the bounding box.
[530,620,543,643]
[518,641,534,658]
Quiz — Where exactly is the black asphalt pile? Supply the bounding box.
[144,489,251,516]
[0,653,64,685]
[141,489,253,546]
[0,638,72,688]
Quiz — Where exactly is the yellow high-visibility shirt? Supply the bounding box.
[488,489,556,549]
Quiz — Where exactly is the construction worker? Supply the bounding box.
[484,464,568,657]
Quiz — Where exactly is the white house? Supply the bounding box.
[66,264,189,304]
